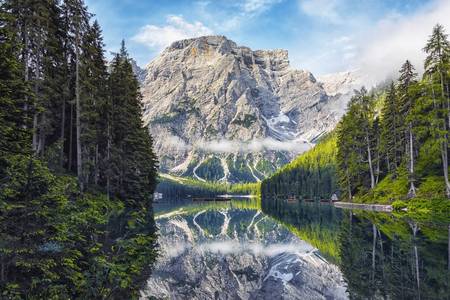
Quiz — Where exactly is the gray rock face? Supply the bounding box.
[140,208,348,300]
[131,59,148,84]
[141,36,355,182]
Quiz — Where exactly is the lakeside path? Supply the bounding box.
[334,202,393,212]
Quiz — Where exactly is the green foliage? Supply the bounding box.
[262,198,343,264]
[337,87,381,200]
[337,211,449,300]
[255,158,276,176]
[283,222,340,263]
[155,198,261,219]
[0,3,158,298]
[403,197,450,215]
[333,24,450,205]
[392,199,408,210]
[231,114,257,128]
[156,174,261,199]
[262,134,338,199]
[226,156,256,182]
[150,112,180,124]
[358,168,409,204]
[262,25,450,210]
[263,196,449,300]
[417,175,446,197]
[0,155,157,299]
[380,82,404,172]
[107,42,158,202]
[0,9,32,161]
[195,157,225,181]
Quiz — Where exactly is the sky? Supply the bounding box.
[85,0,450,82]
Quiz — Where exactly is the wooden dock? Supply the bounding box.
[333,202,393,212]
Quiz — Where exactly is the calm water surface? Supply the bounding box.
[140,198,449,300]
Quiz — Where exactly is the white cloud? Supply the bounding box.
[198,138,312,153]
[132,15,213,50]
[355,0,450,85]
[299,0,342,22]
[163,137,312,154]
[164,136,312,153]
[302,0,450,84]
[164,135,191,152]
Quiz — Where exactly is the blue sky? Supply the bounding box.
[86,0,450,79]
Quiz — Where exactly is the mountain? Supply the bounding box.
[130,59,147,84]
[140,35,358,182]
[317,70,362,117]
[318,70,361,97]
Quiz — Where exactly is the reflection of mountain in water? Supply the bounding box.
[141,205,347,299]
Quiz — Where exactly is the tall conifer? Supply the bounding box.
[0,7,31,161]
[80,20,108,188]
[62,0,90,190]
[381,82,402,173]
[424,24,450,197]
[398,60,418,197]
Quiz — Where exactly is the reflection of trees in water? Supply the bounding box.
[262,197,343,263]
[262,197,449,300]
[339,214,448,300]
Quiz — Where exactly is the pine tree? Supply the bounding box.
[4,0,50,154]
[108,41,158,202]
[80,20,108,188]
[4,0,70,163]
[62,0,90,190]
[337,91,369,199]
[423,24,450,197]
[39,1,68,162]
[357,88,377,189]
[104,41,158,297]
[381,82,402,173]
[337,116,359,200]
[398,60,418,197]
[1,2,159,297]
[1,7,67,297]
[372,116,381,185]
[0,8,31,161]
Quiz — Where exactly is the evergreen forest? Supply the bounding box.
[263,24,450,213]
[0,0,158,298]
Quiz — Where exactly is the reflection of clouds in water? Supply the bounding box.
[164,240,315,258]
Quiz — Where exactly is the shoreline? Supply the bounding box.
[333,202,393,212]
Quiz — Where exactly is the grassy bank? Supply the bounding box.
[352,170,450,215]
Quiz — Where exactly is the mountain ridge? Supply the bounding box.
[140,35,359,182]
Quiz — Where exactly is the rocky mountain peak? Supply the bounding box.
[168,35,236,52]
[163,35,290,72]
[140,36,358,182]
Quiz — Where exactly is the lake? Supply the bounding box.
[140,198,449,299]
